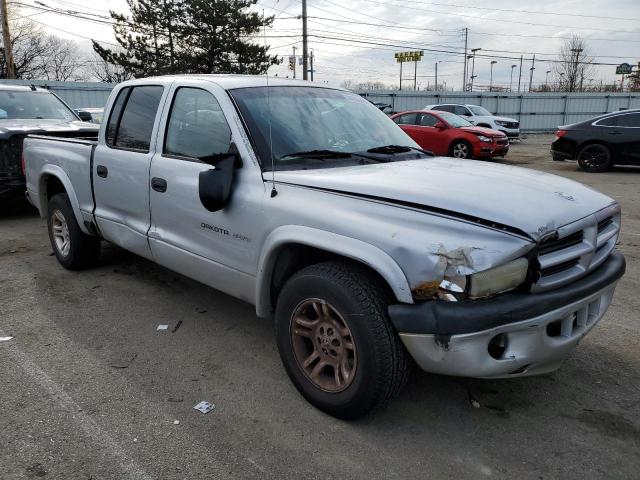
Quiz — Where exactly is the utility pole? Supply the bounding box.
[292,46,297,79]
[470,48,480,92]
[399,60,403,91]
[414,58,417,91]
[301,0,308,80]
[435,61,438,91]
[517,55,523,92]
[462,27,468,91]
[0,0,15,79]
[545,70,551,89]
[570,48,583,92]
[309,49,314,81]
[528,54,535,92]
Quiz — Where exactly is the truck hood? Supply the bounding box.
[273,158,615,240]
[0,119,98,139]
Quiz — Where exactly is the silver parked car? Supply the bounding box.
[24,76,624,419]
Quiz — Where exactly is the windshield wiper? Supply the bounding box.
[279,149,353,160]
[366,145,434,156]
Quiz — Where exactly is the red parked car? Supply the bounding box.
[391,109,509,159]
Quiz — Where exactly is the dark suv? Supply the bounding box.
[552,109,640,172]
[0,85,99,199]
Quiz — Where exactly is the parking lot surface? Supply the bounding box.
[1,134,639,479]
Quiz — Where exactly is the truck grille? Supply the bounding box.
[533,204,620,292]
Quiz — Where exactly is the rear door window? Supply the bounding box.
[616,113,640,127]
[432,105,452,113]
[394,113,417,125]
[418,113,438,127]
[108,85,164,152]
[164,87,232,159]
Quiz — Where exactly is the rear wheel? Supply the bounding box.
[578,144,611,172]
[275,261,410,419]
[47,193,101,270]
[450,140,473,159]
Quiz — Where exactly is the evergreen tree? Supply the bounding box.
[93,0,279,77]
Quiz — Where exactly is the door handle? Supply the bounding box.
[151,177,167,193]
[96,165,108,178]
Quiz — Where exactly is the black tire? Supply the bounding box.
[449,140,473,159]
[47,193,101,270]
[275,261,410,419]
[577,143,611,172]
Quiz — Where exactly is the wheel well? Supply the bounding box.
[43,174,67,204]
[578,140,610,155]
[449,138,472,152]
[269,244,394,311]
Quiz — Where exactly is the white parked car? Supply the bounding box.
[425,104,520,139]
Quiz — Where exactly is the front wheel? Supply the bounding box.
[275,261,410,419]
[47,193,101,270]
[450,140,473,159]
[578,144,611,172]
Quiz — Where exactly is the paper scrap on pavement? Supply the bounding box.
[193,401,215,414]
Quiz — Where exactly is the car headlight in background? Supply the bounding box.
[467,257,529,299]
[494,120,510,127]
[476,135,492,142]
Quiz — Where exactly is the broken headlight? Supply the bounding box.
[467,257,529,299]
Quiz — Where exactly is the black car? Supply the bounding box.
[551,109,640,172]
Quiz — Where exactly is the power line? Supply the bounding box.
[352,0,640,33]
[387,0,640,22]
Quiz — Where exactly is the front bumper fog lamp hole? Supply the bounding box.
[546,320,562,337]
[488,333,508,360]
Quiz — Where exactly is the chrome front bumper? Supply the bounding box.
[399,284,617,378]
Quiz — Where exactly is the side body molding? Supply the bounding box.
[255,225,414,317]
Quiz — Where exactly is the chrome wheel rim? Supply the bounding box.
[290,299,357,393]
[51,210,70,257]
[453,143,469,158]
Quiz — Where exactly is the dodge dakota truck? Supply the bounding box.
[24,76,625,419]
[0,84,99,199]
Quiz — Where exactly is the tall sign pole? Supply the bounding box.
[517,55,523,92]
[0,0,15,78]
[301,0,308,80]
[395,51,423,92]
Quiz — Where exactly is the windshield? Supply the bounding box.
[469,105,491,116]
[438,111,473,128]
[0,90,77,121]
[230,86,419,169]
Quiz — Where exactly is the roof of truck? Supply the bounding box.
[127,74,342,90]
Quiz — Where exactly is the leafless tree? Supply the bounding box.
[1,9,88,81]
[87,52,135,83]
[553,35,595,92]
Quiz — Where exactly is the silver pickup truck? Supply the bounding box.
[24,75,625,419]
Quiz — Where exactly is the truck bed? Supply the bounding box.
[24,134,99,223]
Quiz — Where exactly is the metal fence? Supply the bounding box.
[0,79,115,109]
[1,79,638,132]
[357,91,640,132]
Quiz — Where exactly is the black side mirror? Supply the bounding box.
[199,154,236,212]
[77,110,93,122]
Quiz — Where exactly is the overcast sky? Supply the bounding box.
[18,0,640,90]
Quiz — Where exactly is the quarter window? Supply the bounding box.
[108,86,164,151]
[164,88,232,158]
[597,116,617,127]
